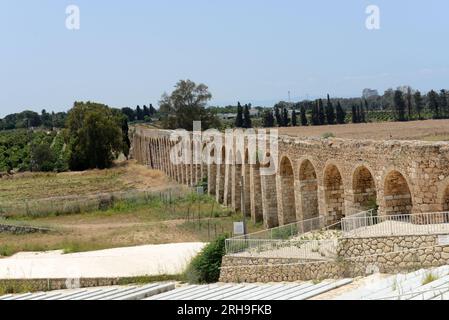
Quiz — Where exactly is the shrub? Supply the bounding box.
[321,132,335,139]
[184,235,227,284]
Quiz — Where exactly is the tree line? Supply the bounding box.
[260,88,449,128]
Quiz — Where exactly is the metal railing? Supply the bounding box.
[231,216,324,241]
[225,238,338,260]
[341,211,449,237]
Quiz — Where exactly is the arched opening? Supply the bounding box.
[224,148,233,206]
[324,164,345,224]
[216,146,226,203]
[384,170,412,215]
[232,151,243,212]
[299,159,319,220]
[352,166,377,211]
[242,149,251,217]
[279,156,297,225]
[207,145,217,195]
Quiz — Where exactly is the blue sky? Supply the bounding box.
[1,0,448,116]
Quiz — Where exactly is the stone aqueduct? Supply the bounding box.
[131,126,449,228]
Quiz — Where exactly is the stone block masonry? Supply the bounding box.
[131,127,449,230]
[219,234,449,283]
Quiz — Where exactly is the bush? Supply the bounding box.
[184,235,227,284]
[321,132,335,139]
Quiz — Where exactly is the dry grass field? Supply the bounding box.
[0,160,263,256]
[278,119,449,141]
[0,160,175,202]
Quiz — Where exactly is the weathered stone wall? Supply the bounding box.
[219,235,449,283]
[130,127,449,229]
[0,224,52,235]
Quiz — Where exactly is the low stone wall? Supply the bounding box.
[0,224,52,235]
[219,234,449,283]
[219,256,345,283]
[0,278,125,293]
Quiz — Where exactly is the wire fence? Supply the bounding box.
[231,216,325,241]
[225,238,338,260]
[0,186,188,218]
[341,211,449,238]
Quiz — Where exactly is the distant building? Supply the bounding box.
[217,113,237,120]
[362,88,379,98]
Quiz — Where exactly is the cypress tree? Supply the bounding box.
[274,105,283,126]
[136,105,144,121]
[336,101,346,124]
[282,108,290,127]
[428,90,440,119]
[414,91,423,120]
[325,94,336,125]
[291,110,297,126]
[300,104,308,126]
[394,90,406,121]
[440,90,448,119]
[235,102,244,127]
[311,101,319,125]
[262,109,275,127]
[351,105,358,123]
[243,104,252,128]
[318,99,325,125]
[360,101,366,123]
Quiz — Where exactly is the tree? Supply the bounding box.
[406,87,413,120]
[325,94,336,125]
[427,90,440,119]
[311,101,320,126]
[135,105,144,121]
[351,105,358,123]
[393,90,406,121]
[440,90,448,118]
[235,102,244,128]
[262,109,275,127]
[336,102,346,124]
[143,105,150,118]
[300,104,308,126]
[317,99,325,125]
[112,109,131,160]
[159,80,220,131]
[65,102,124,170]
[274,105,283,126]
[31,143,56,172]
[41,109,52,128]
[121,107,135,122]
[282,108,290,127]
[243,104,252,128]
[360,101,366,123]
[291,110,297,126]
[149,104,157,116]
[414,91,423,119]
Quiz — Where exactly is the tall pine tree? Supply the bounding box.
[262,109,275,127]
[243,104,252,128]
[336,101,346,124]
[351,105,358,123]
[318,99,325,125]
[235,102,244,127]
[414,91,423,120]
[325,94,336,125]
[300,104,308,126]
[282,108,290,127]
[274,105,283,126]
[291,110,297,126]
[393,90,406,121]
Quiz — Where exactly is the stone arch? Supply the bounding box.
[323,163,345,224]
[298,159,319,221]
[351,165,377,212]
[278,155,297,225]
[383,170,413,215]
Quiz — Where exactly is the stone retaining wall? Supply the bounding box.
[0,224,52,235]
[219,234,449,283]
